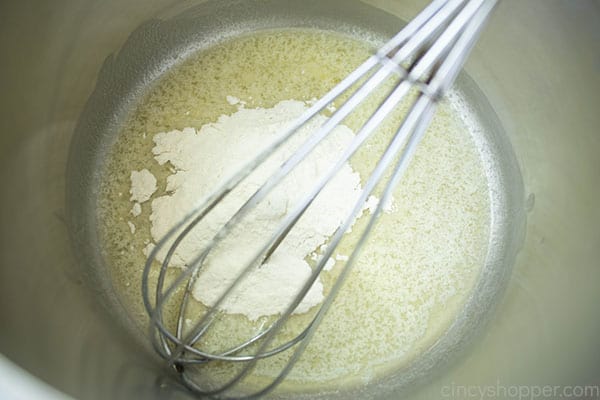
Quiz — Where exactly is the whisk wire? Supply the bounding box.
[141,0,498,397]
[162,0,471,364]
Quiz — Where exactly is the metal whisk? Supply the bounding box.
[142,0,497,397]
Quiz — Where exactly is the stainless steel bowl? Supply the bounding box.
[1,1,599,399]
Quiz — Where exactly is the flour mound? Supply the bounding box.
[144,100,373,321]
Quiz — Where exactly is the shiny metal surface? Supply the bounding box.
[0,1,599,399]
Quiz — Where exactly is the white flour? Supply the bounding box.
[137,99,379,321]
[129,169,157,203]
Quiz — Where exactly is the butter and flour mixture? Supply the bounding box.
[98,30,491,390]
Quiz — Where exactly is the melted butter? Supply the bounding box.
[98,29,490,394]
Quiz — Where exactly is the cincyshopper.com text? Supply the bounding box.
[441,380,600,399]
